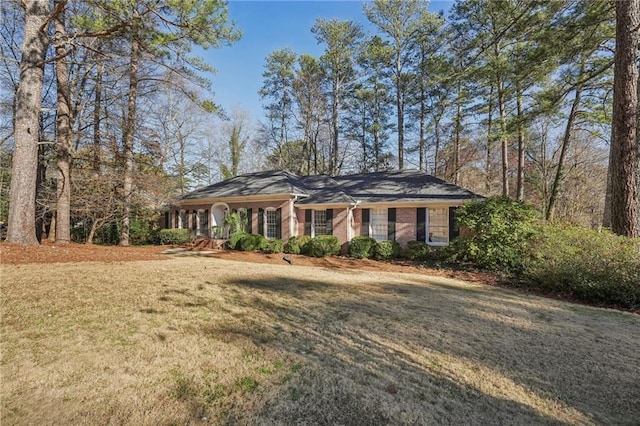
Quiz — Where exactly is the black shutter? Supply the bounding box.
[388,208,396,241]
[204,209,209,231]
[174,211,178,229]
[304,210,312,236]
[275,208,282,239]
[246,208,252,233]
[326,209,333,235]
[192,210,197,231]
[417,208,426,242]
[258,208,264,236]
[449,207,460,241]
[361,209,370,237]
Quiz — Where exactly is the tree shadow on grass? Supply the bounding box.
[192,273,640,425]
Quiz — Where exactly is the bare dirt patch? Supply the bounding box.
[2,257,639,425]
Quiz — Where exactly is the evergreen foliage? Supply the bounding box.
[158,229,191,245]
[284,235,311,254]
[348,236,377,259]
[373,240,401,260]
[302,235,341,257]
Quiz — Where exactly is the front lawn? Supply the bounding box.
[1,257,638,424]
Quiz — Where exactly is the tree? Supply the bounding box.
[365,0,435,170]
[220,107,252,179]
[259,48,297,169]
[6,0,51,244]
[312,18,363,176]
[609,0,639,237]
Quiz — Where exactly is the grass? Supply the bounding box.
[1,257,639,425]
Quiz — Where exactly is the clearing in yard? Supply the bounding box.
[1,255,639,425]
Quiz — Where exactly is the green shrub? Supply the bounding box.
[228,232,246,250]
[129,220,159,245]
[348,236,377,259]
[521,224,640,309]
[262,239,284,254]
[237,233,267,252]
[224,211,247,235]
[373,240,401,260]
[404,240,434,261]
[442,196,539,272]
[159,229,192,245]
[302,235,340,258]
[284,235,311,254]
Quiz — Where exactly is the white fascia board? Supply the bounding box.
[354,201,468,209]
[176,193,296,206]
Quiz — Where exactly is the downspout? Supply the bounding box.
[290,195,298,238]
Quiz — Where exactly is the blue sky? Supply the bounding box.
[201,0,453,123]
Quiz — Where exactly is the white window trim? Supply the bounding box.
[426,208,449,246]
[370,208,388,242]
[264,207,278,239]
[311,210,328,238]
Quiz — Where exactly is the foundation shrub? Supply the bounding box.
[237,234,267,252]
[302,235,340,258]
[442,196,539,272]
[284,235,311,254]
[373,240,401,261]
[404,240,433,261]
[262,239,284,254]
[348,236,377,259]
[158,229,191,245]
[228,232,246,250]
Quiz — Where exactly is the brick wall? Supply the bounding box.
[395,207,417,245]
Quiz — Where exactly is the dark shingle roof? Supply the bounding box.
[333,170,479,203]
[180,170,307,200]
[179,169,481,205]
[296,175,356,205]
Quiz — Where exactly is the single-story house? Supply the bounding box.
[168,169,481,247]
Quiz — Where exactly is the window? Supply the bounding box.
[428,208,448,244]
[371,209,387,241]
[179,210,187,229]
[313,210,328,236]
[266,209,278,239]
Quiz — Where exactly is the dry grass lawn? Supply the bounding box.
[1,257,639,425]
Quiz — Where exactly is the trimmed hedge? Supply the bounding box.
[373,240,401,260]
[348,236,377,259]
[237,234,267,252]
[302,235,341,258]
[284,235,311,254]
[262,239,284,254]
[159,229,191,245]
[404,240,432,261]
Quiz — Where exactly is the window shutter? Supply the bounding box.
[449,207,459,241]
[192,210,197,231]
[326,209,333,235]
[417,208,426,242]
[275,208,282,239]
[388,208,396,241]
[304,210,312,236]
[361,209,370,237]
[258,208,264,236]
[246,208,252,233]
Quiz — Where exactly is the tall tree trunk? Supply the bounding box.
[93,60,103,172]
[546,85,583,221]
[6,0,50,244]
[497,74,509,197]
[453,79,462,185]
[486,85,494,195]
[610,0,639,237]
[396,75,404,170]
[331,79,339,176]
[120,38,140,246]
[434,116,441,177]
[516,82,525,201]
[54,0,71,244]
